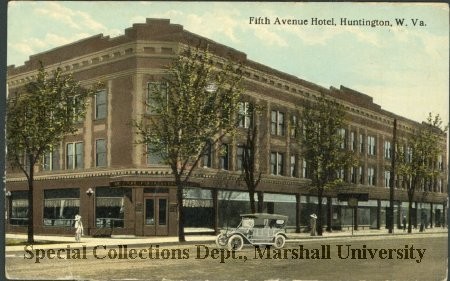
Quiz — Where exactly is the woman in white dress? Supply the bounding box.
[74,214,84,242]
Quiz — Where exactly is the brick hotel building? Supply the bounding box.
[5,19,448,237]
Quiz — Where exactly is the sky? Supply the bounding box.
[7,1,449,124]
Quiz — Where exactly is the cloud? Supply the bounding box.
[34,2,105,32]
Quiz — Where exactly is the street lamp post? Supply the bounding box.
[86,188,94,236]
[5,190,11,225]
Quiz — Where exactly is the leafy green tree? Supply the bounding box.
[396,113,447,233]
[6,63,98,243]
[298,94,356,236]
[240,104,263,213]
[134,47,242,242]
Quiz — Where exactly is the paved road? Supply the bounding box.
[6,233,447,281]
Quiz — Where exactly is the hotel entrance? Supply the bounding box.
[143,195,168,236]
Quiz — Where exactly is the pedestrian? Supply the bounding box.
[310,214,317,236]
[402,215,407,232]
[74,214,84,242]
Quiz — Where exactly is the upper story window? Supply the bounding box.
[238,102,252,129]
[236,145,246,171]
[302,159,309,179]
[66,142,83,170]
[359,134,365,153]
[368,167,376,186]
[384,170,391,188]
[338,128,346,149]
[219,144,229,170]
[147,143,164,165]
[290,115,298,138]
[350,131,356,151]
[270,152,284,175]
[384,140,391,159]
[406,146,413,163]
[95,139,107,167]
[438,155,444,171]
[367,135,376,156]
[202,141,213,168]
[337,168,345,180]
[43,146,60,171]
[146,82,168,114]
[359,166,364,184]
[351,166,358,184]
[69,95,83,123]
[290,155,298,177]
[271,110,285,136]
[95,90,107,120]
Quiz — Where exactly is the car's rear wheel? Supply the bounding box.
[227,235,244,251]
[215,233,228,248]
[274,235,285,249]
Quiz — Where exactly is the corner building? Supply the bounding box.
[6,19,448,236]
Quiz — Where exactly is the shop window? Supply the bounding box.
[10,191,28,226]
[43,188,80,227]
[95,187,127,228]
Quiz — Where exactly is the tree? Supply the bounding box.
[240,103,263,213]
[396,113,447,233]
[134,47,243,242]
[298,94,356,236]
[6,62,98,243]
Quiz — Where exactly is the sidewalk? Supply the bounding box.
[5,227,447,253]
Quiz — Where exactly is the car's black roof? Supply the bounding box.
[240,213,288,220]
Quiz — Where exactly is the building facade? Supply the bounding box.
[6,18,448,236]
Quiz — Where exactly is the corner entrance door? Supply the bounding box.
[144,196,168,236]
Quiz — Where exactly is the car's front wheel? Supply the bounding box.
[274,235,286,249]
[227,234,244,251]
[215,233,228,248]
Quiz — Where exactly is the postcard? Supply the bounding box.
[4,2,448,280]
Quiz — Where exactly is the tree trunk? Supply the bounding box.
[176,186,186,242]
[317,189,323,236]
[27,159,34,244]
[408,190,414,234]
[249,190,256,214]
[257,192,264,213]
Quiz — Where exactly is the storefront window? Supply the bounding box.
[183,188,213,228]
[95,187,127,228]
[10,191,28,226]
[263,193,296,227]
[43,188,80,227]
[218,191,255,228]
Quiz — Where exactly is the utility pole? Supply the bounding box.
[389,119,397,233]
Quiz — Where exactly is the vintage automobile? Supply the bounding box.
[215,213,288,251]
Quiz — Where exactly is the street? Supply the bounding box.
[6,233,447,281]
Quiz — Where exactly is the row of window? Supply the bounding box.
[43,139,106,171]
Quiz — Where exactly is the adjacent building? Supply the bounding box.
[5,18,448,236]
